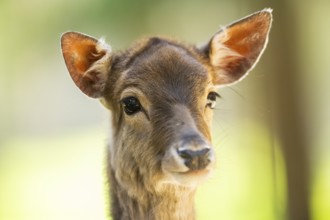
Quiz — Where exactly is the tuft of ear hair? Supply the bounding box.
[202,8,273,87]
[61,32,112,98]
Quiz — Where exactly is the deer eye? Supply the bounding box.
[206,92,220,109]
[121,96,142,115]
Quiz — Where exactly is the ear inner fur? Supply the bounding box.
[61,32,112,98]
[207,9,273,86]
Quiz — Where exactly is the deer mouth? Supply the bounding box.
[162,167,214,187]
[178,168,212,176]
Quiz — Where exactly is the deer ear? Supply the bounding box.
[61,32,112,98]
[202,9,272,86]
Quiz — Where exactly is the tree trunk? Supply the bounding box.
[268,2,311,220]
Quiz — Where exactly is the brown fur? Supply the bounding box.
[61,9,272,220]
[103,39,213,219]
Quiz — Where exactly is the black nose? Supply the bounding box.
[178,148,211,170]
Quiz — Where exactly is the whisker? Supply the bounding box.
[227,86,246,100]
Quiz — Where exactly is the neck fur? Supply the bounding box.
[107,163,196,220]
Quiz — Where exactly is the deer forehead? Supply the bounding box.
[116,40,213,105]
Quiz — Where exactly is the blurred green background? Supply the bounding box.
[0,0,329,220]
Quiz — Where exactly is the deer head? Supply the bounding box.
[61,9,272,197]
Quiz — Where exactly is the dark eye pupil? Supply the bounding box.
[207,92,217,101]
[121,97,141,115]
[206,92,219,109]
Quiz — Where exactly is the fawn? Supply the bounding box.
[61,9,272,220]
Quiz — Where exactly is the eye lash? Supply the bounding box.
[207,92,221,101]
[206,91,220,110]
[214,92,221,98]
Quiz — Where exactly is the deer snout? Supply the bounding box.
[161,133,215,185]
[175,133,214,171]
[178,147,211,170]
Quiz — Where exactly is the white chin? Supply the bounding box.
[162,169,213,188]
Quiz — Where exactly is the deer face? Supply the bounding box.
[108,42,217,187]
[61,9,272,191]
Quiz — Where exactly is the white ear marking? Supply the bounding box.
[97,37,112,52]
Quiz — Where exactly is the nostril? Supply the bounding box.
[178,149,192,160]
[196,148,210,157]
[178,148,210,159]
[177,148,211,170]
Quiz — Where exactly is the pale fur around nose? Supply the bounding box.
[161,104,215,175]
